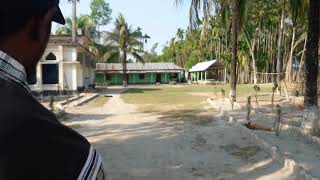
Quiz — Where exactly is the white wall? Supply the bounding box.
[42,46,62,61]
[90,67,95,85]
[29,44,96,92]
[63,47,77,62]
[63,64,77,91]
[77,64,84,88]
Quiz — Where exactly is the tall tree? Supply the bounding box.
[68,0,79,42]
[229,0,239,102]
[107,14,145,86]
[55,17,72,35]
[56,15,97,39]
[90,0,112,42]
[276,7,284,92]
[302,0,319,134]
[175,0,248,101]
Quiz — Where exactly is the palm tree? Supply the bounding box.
[68,0,79,42]
[56,15,97,38]
[107,14,145,87]
[175,0,248,102]
[90,42,120,63]
[55,17,72,35]
[302,0,319,134]
[229,0,239,102]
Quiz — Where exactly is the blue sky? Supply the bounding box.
[54,0,190,53]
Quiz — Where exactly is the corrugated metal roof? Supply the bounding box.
[96,63,183,72]
[189,60,225,72]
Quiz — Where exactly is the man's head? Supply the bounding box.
[0,0,65,73]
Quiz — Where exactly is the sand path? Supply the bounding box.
[63,88,300,180]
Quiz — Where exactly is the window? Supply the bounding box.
[139,74,145,80]
[42,64,59,84]
[105,74,112,81]
[45,52,57,61]
[170,73,178,80]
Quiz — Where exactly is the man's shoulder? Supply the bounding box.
[0,79,105,180]
[0,78,49,124]
[0,77,35,108]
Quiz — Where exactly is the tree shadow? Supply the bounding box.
[86,118,298,180]
[124,88,163,94]
[60,113,112,122]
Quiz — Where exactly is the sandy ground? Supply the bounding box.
[210,93,320,179]
[62,88,300,180]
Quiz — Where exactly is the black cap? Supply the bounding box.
[52,5,66,25]
[5,0,65,25]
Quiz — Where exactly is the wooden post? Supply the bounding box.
[205,71,207,84]
[275,105,282,136]
[178,72,181,83]
[224,68,227,84]
[247,96,252,122]
[191,72,193,82]
[151,73,153,84]
[201,71,203,81]
[165,73,167,83]
[115,73,117,85]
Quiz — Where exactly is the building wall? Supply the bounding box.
[63,64,77,91]
[63,47,77,62]
[96,72,182,85]
[77,64,84,88]
[29,44,96,92]
[128,73,156,84]
[96,73,123,85]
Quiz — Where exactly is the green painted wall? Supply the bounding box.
[96,73,123,85]
[96,72,184,85]
[128,73,156,84]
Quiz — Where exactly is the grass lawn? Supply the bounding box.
[121,84,273,124]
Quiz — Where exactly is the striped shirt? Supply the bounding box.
[0,50,105,180]
[0,50,31,93]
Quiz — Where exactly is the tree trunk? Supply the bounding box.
[72,0,77,43]
[303,0,320,134]
[123,50,128,87]
[276,9,284,93]
[230,0,238,102]
[287,27,296,83]
[297,36,307,82]
[251,39,258,84]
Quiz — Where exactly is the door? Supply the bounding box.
[156,73,161,83]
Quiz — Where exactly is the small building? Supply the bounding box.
[96,63,184,85]
[189,60,227,84]
[28,35,96,93]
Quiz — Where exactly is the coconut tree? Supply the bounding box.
[106,14,145,86]
[301,0,319,134]
[55,15,97,39]
[175,0,249,102]
[90,42,120,63]
[68,0,79,42]
[55,17,72,35]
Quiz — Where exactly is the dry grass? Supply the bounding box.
[121,84,274,124]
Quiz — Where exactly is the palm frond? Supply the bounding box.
[131,51,145,63]
[289,0,308,24]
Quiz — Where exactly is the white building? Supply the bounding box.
[189,60,227,84]
[28,35,96,93]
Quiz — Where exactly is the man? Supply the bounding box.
[0,1,105,180]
